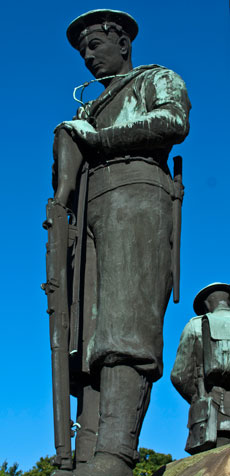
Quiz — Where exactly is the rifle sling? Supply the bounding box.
[69,162,89,354]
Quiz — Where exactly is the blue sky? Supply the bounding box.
[0,0,229,471]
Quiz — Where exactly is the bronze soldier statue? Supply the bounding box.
[44,9,191,476]
[171,283,230,455]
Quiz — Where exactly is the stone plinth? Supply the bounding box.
[153,444,230,476]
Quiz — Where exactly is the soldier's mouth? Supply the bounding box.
[92,63,103,71]
[90,64,106,77]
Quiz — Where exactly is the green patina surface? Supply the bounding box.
[153,444,230,476]
[91,303,97,320]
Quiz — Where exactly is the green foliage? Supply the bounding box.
[0,461,22,476]
[22,457,55,476]
[0,457,55,476]
[1,448,172,476]
[134,447,173,476]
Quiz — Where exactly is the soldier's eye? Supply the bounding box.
[89,40,101,50]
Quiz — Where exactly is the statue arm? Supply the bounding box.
[52,128,84,206]
[94,69,191,155]
[56,69,191,158]
[171,321,197,404]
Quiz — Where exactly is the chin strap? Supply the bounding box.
[73,72,130,105]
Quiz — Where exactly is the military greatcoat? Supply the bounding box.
[61,64,191,383]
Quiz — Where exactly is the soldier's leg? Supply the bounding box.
[88,184,173,379]
[76,184,172,476]
[54,129,83,206]
[75,365,152,476]
[73,231,100,467]
[75,383,100,465]
[96,365,152,464]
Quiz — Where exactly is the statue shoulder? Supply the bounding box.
[182,316,202,339]
[133,64,171,83]
[133,64,190,106]
[135,64,186,83]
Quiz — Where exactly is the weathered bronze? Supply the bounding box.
[42,200,78,470]
[172,156,184,303]
[44,9,191,476]
[171,283,230,455]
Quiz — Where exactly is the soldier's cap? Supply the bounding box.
[66,9,138,50]
[193,282,230,315]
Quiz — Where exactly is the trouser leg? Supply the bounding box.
[74,364,152,476]
[87,185,172,378]
[75,384,100,464]
[96,365,152,467]
[70,228,98,469]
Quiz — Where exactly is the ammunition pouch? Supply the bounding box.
[185,397,218,455]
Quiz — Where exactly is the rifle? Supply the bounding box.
[172,156,184,303]
[42,199,77,470]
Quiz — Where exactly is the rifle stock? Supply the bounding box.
[42,199,77,470]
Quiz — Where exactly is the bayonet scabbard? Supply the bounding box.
[172,156,184,303]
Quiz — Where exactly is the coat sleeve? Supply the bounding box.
[171,320,198,404]
[97,68,191,155]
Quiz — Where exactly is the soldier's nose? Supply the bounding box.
[85,55,95,69]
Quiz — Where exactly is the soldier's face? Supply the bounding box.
[79,31,124,79]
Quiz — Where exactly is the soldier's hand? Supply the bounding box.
[54,119,99,148]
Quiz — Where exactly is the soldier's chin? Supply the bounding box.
[92,66,107,79]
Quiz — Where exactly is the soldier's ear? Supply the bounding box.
[227,293,230,307]
[119,36,130,57]
[203,298,211,313]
